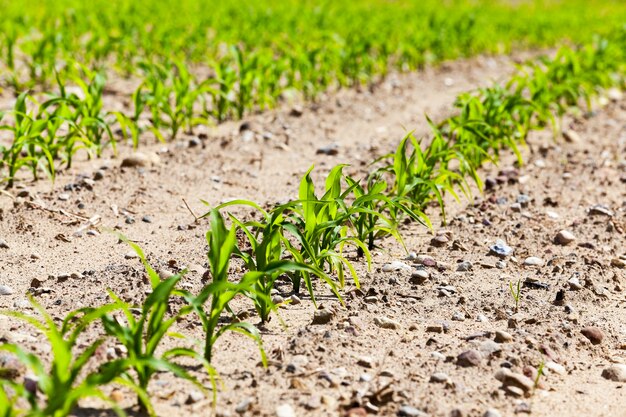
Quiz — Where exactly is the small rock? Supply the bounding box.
[429,372,449,383]
[316,144,339,156]
[398,405,426,417]
[524,257,544,266]
[495,330,513,343]
[142,216,153,223]
[93,170,105,180]
[374,316,400,330]
[121,152,160,168]
[478,340,502,357]
[497,369,534,393]
[410,269,429,284]
[124,251,139,260]
[357,356,374,368]
[382,261,411,272]
[483,409,502,417]
[305,395,321,410]
[0,353,25,379]
[289,106,304,117]
[545,361,566,376]
[562,129,581,143]
[588,204,613,217]
[289,294,301,305]
[0,285,14,295]
[489,240,513,258]
[58,193,70,201]
[611,258,626,269]
[581,327,604,345]
[185,390,204,404]
[554,230,576,245]
[312,309,334,325]
[345,408,368,417]
[426,324,444,333]
[496,260,507,269]
[0,240,8,249]
[430,235,449,247]
[275,403,295,417]
[416,255,437,266]
[457,350,482,367]
[568,276,583,290]
[235,398,253,414]
[452,311,465,321]
[456,261,473,272]
[601,364,626,382]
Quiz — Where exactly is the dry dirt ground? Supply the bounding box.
[0,53,625,417]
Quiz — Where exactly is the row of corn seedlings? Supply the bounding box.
[1,31,625,415]
[1,1,625,104]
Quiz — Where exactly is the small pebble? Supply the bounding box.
[0,240,9,249]
[495,330,513,343]
[456,261,473,272]
[457,350,482,367]
[489,240,513,258]
[554,230,576,245]
[398,405,426,417]
[581,327,604,345]
[429,372,449,383]
[275,404,295,417]
[410,269,429,284]
[601,364,626,382]
[483,409,502,417]
[58,193,70,201]
[382,261,412,272]
[524,256,544,266]
[142,216,153,223]
[312,309,334,325]
[374,316,400,330]
[0,285,14,295]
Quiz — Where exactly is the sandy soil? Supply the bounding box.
[0,53,625,417]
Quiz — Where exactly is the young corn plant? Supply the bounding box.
[283,165,372,290]
[0,298,123,417]
[0,92,55,188]
[227,204,338,322]
[181,209,266,364]
[99,240,212,414]
[509,279,522,313]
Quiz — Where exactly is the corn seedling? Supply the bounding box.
[509,279,522,313]
[0,298,122,417]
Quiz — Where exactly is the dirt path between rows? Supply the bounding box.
[1,53,625,417]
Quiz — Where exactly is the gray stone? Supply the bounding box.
[121,152,160,168]
[0,285,14,295]
[554,230,576,245]
[601,364,626,382]
[410,269,430,284]
[489,240,513,258]
[457,349,482,367]
[456,261,473,272]
[275,403,295,417]
[312,309,334,325]
[185,390,204,404]
[382,261,412,272]
[374,316,400,330]
[524,256,544,266]
[588,204,613,217]
[429,372,449,383]
[0,240,8,249]
[483,409,502,417]
[398,405,427,417]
